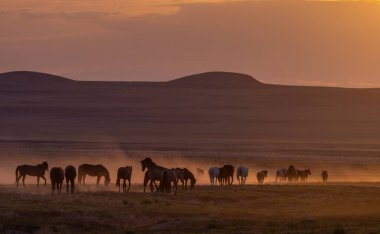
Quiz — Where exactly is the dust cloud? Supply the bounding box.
[2,140,380,188]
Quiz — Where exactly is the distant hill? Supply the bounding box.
[0,71,74,88]
[167,72,265,89]
[1,70,380,144]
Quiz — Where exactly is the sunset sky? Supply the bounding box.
[1,0,380,87]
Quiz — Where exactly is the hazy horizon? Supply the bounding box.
[1,0,380,87]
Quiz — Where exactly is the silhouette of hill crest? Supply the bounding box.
[0,71,74,86]
[167,72,264,88]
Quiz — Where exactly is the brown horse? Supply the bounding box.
[173,168,196,189]
[116,166,132,193]
[219,165,234,185]
[298,169,311,182]
[50,167,64,195]
[141,157,166,192]
[287,165,297,182]
[16,161,49,187]
[321,170,328,183]
[183,168,196,189]
[65,165,77,194]
[160,168,180,195]
[78,164,110,186]
[256,170,268,184]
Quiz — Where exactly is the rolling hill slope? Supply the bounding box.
[1,71,380,144]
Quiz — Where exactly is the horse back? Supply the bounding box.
[79,164,108,176]
[117,166,132,179]
[65,165,77,180]
[18,164,46,176]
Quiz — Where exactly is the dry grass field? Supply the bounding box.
[2,140,380,233]
[1,183,380,234]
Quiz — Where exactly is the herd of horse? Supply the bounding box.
[14,159,329,195]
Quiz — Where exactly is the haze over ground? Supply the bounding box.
[1,0,380,87]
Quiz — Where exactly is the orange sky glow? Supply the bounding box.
[1,0,380,87]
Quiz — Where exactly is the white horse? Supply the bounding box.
[236,166,249,185]
[208,167,220,186]
[256,170,267,184]
[276,169,287,182]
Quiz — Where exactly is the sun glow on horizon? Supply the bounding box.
[0,0,244,17]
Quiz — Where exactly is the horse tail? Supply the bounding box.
[15,166,20,184]
[77,166,82,185]
[116,175,120,187]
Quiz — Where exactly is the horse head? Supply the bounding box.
[140,157,152,172]
[43,161,49,173]
[104,176,111,186]
[191,178,196,189]
[263,170,268,177]
[306,169,311,175]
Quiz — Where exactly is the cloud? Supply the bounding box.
[0,0,380,87]
[0,0,243,18]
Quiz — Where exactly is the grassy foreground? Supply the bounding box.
[1,184,380,233]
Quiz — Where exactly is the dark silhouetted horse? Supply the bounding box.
[116,166,132,193]
[276,169,287,182]
[65,165,77,194]
[298,169,311,182]
[183,168,196,189]
[287,165,297,182]
[141,157,166,192]
[15,161,49,187]
[173,168,196,189]
[50,167,64,195]
[321,170,328,183]
[78,164,110,186]
[219,165,234,185]
[160,168,180,195]
[256,170,268,184]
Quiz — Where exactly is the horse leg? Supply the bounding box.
[66,178,69,194]
[127,179,131,193]
[96,176,100,186]
[22,175,26,187]
[149,180,154,193]
[185,179,188,190]
[143,173,149,193]
[41,175,47,187]
[174,181,178,195]
[16,172,21,187]
[37,176,40,188]
[123,179,126,193]
[83,174,86,186]
[16,174,23,187]
[72,180,75,194]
